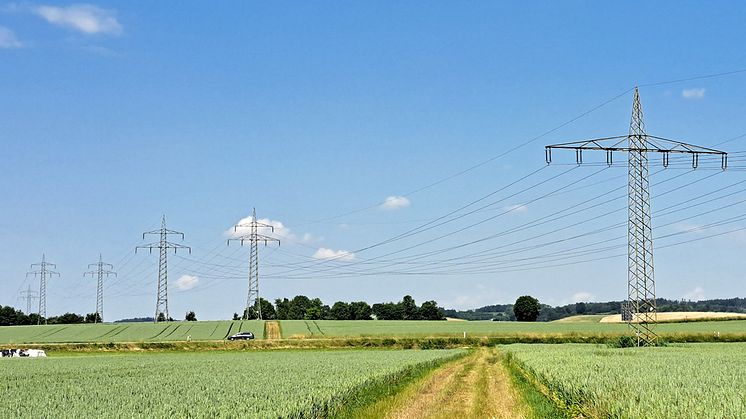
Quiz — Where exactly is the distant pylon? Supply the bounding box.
[545,88,728,346]
[228,208,280,320]
[136,216,191,322]
[19,285,38,315]
[84,254,116,323]
[26,254,60,324]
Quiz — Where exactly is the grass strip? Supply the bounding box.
[502,351,584,418]
[331,350,470,418]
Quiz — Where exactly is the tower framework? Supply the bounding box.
[545,88,727,346]
[136,216,191,322]
[84,254,116,323]
[19,285,38,315]
[228,208,280,320]
[26,254,59,324]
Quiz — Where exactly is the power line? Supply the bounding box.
[26,254,59,324]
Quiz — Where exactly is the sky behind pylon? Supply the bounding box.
[2,2,746,320]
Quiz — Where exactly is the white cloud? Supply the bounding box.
[0,26,22,48]
[505,204,528,213]
[226,215,315,244]
[175,275,199,291]
[683,286,705,301]
[34,4,122,35]
[571,292,595,303]
[682,88,705,100]
[313,247,356,261]
[381,196,410,210]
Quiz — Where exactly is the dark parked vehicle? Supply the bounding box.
[227,332,255,341]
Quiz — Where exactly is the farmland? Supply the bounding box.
[0,320,263,344]
[504,343,746,418]
[0,349,465,418]
[277,319,746,339]
[1,319,745,344]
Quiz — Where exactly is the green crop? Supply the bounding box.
[0,349,463,418]
[0,320,263,344]
[504,343,746,418]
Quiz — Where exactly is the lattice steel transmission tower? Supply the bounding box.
[19,285,38,315]
[26,254,60,324]
[84,254,116,323]
[136,216,191,322]
[228,208,280,320]
[545,88,727,346]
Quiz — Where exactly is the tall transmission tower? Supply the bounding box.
[545,88,727,346]
[136,215,191,323]
[228,208,280,320]
[19,285,38,315]
[84,254,116,323]
[26,254,60,325]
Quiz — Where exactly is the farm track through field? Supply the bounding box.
[265,321,281,339]
[382,348,529,419]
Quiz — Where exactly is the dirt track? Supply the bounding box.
[385,348,528,419]
[265,321,281,340]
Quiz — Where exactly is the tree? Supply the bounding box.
[372,302,404,320]
[288,295,312,320]
[305,306,322,320]
[575,302,587,315]
[232,312,240,321]
[259,298,277,320]
[157,312,166,322]
[330,302,351,320]
[48,312,84,324]
[349,301,372,320]
[275,298,290,320]
[401,295,420,320]
[185,311,197,321]
[85,313,102,323]
[419,301,445,320]
[513,296,541,322]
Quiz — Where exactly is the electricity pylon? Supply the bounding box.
[84,254,116,323]
[136,215,191,323]
[26,254,60,325]
[545,88,727,346]
[228,208,280,320]
[19,285,38,315]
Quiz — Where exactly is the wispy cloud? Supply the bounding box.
[381,196,410,210]
[504,204,528,213]
[313,247,356,261]
[0,26,22,48]
[33,4,122,35]
[683,286,705,301]
[682,88,705,100]
[175,274,199,291]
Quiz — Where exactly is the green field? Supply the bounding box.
[1,319,744,344]
[0,320,263,344]
[504,343,746,418]
[0,349,463,418]
[278,319,746,338]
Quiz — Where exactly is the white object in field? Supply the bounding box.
[463,331,466,338]
[26,349,46,357]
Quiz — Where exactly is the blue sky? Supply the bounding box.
[2,2,746,320]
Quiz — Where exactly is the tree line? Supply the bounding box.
[444,297,746,321]
[0,306,102,326]
[236,295,446,321]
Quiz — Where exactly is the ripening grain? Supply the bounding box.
[504,343,746,418]
[0,349,464,418]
